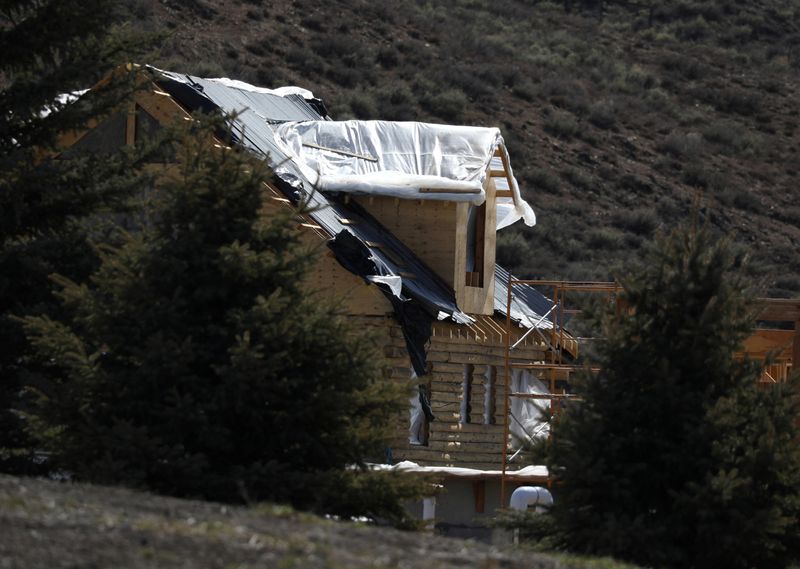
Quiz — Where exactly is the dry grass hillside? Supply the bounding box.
[125,0,799,296]
[0,474,639,569]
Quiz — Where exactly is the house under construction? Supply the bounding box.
[57,65,800,538]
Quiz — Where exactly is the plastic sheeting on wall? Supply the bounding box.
[273,120,536,230]
[509,369,551,448]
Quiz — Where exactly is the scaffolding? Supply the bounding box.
[500,278,620,508]
[498,283,800,507]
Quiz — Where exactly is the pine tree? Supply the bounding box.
[19,123,422,523]
[537,228,800,568]
[0,0,148,472]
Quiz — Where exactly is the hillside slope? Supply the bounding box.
[0,474,633,569]
[129,0,800,295]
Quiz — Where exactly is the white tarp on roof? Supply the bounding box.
[273,120,536,230]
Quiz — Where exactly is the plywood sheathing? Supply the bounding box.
[353,196,458,288]
[454,176,497,316]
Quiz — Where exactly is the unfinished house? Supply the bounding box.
[57,65,800,538]
[55,65,573,534]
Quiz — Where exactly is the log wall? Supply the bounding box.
[356,315,549,471]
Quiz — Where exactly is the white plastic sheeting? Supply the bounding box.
[273,120,536,230]
[490,152,537,230]
[408,369,425,445]
[378,460,549,480]
[509,370,550,449]
[509,486,554,512]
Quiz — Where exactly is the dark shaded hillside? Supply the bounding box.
[127,0,800,295]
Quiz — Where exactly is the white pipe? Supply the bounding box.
[509,486,553,513]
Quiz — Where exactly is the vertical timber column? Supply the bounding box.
[125,103,136,147]
[793,319,800,376]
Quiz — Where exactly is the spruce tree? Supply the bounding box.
[0,0,148,472]
[538,228,800,568]
[20,123,421,523]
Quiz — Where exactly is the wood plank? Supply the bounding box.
[397,446,506,462]
[435,422,507,434]
[428,441,505,453]
[431,392,465,404]
[430,371,467,383]
[754,299,800,322]
[135,88,193,125]
[125,104,136,146]
[430,381,466,394]
[474,481,486,513]
[741,329,793,359]
[353,195,457,288]
[301,141,377,162]
[430,431,507,444]
[435,413,506,426]
[794,321,800,371]
[419,187,482,194]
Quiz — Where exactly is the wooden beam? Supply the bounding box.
[741,329,794,360]
[754,298,800,322]
[473,480,486,514]
[794,320,800,371]
[301,141,378,162]
[135,88,192,125]
[419,187,482,194]
[125,103,136,146]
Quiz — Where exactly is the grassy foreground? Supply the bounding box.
[0,474,637,569]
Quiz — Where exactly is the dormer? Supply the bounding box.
[273,120,535,315]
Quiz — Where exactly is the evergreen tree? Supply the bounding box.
[536,228,800,568]
[0,0,148,472]
[19,124,422,523]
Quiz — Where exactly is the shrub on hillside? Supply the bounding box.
[527,168,561,194]
[659,130,704,157]
[544,110,580,139]
[588,99,617,130]
[611,207,658,236]
[421,88,467,122]
[701,120,762,156]
[375,82,417,121]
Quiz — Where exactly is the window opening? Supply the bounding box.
[484,365,497,425]
[461,364,474,424]
[465,203,486,287]
[409,369,433,445]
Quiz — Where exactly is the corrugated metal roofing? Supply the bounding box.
[156,70,322,123]
[153,68,471,326]
[151,67,553,331]
[494,265,558,330]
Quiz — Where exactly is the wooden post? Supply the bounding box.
[473,480,486,514]
[126,108,136,146]
[793,320,800,376]
[501,277,513,509]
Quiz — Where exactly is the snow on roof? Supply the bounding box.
[203,77,315,100]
